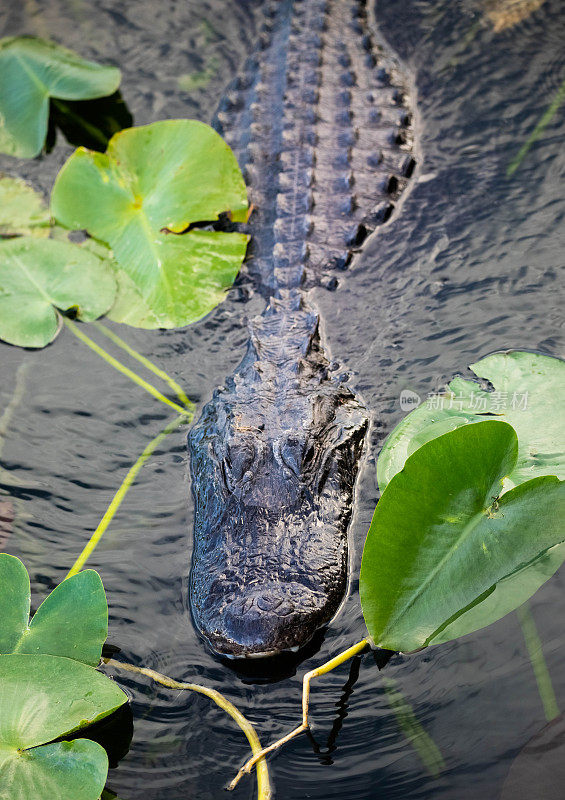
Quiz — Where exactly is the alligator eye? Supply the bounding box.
[279,435,306,477]
[225,441,256,485]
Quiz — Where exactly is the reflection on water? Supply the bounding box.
[501,713,565,799]
[0,0,564,798]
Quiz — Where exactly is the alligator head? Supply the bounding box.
[188,296,368,657]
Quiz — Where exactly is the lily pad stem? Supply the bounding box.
[63,317,188,415]
[91,320,194,412]
[65,414,189,578]
[517,602,559,722]
[106,659,272,800]
[229,638,370,790]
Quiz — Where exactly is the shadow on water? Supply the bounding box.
[46,90,133,153]
[64,703,134,769]
[219,628,330,684]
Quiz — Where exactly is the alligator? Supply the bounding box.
[188,0,417,658]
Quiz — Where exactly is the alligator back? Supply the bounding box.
[215,0,416,294]
[188,0,417,658]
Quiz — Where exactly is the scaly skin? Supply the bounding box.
[189,0,417,657]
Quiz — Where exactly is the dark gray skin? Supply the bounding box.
[189,0,417,657]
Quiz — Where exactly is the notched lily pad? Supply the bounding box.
[51,119,249,329]
[0,738,109,800]
[0,653,127,800]
[0,175,50,237]
[0,36,121,158]
[0,236,116,347]
[0,554,108,666]
[377,351,565,492]
[360,421,565,652]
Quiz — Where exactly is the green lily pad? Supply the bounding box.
[0,555,108,666]
[360,421,565,652]
[0,37,120,159]
[0,739,108,800]
[0,236,116,347]
[0,653,127,800]
[377,351,565,492]
[51,119,249,329]
[0,554,29,654]
[0,175,50,237]
[106,229,249,329]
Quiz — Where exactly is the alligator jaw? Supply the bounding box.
[190,502,355,659]
[188,297,368,658]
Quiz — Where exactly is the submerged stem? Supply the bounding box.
[229,638,370,790]
[0,359,31,462]
[63,318,188,416]
[507,76,565,176]
[517,602,559,722]
[380,675,445,777]
[107,659,272,800]
[92,320,194,412]
[65,414,188,578]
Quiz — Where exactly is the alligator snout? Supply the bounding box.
[197,581,328,658]
[188,492,352,658]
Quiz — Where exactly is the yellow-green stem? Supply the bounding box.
[517,602,559,722]
[92,321,194,412]
[107,659,272,800]
[65,414,188,578]
[301,638,370,723]
[229,638,370,790]
[63,318,188,416]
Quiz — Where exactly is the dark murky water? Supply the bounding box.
[1,1,564,798]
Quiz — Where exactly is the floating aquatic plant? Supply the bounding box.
[0,554,108,664]
[0,236,116,347]
[377,350,565,492]
[0,175,51,237]
[0,655,124,800]
[0,554,127,800]
[0,37,121,159]
[360,421,565,651]
[0,27,561,792]
[51,119,249,329]
[0,555,271,800]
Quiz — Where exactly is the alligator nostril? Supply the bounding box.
[256,594,283,612]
